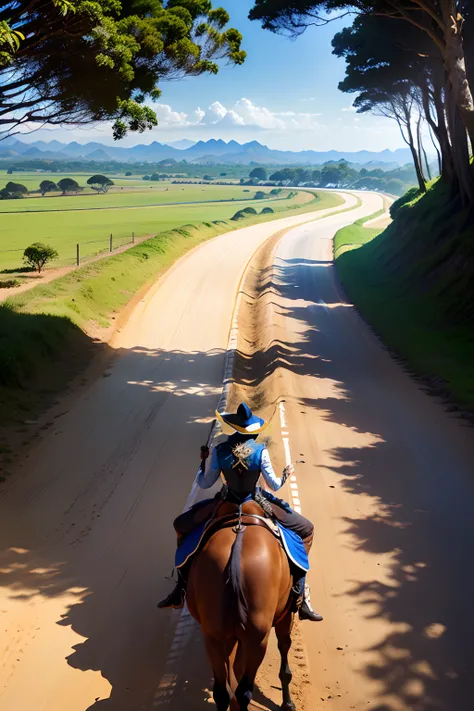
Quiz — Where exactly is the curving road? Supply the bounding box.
[1,188,472,711]
[0,192,364,711]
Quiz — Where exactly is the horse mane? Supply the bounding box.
[225,527,248,630]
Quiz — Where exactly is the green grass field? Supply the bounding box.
[0,170,150,190]
[0,184,318,269]
[0,181,266,212]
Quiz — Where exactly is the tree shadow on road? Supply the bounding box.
[233,255,474,711]
[0,329,287,711]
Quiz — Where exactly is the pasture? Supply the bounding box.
[0,182,320,269]
[0,181,270,213]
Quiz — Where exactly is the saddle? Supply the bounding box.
[175,497,309,576]
[204,498,280,539]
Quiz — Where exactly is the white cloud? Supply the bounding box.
[185,97,323,132]
[154,103,188,125]
[342,105,357,113]
[194,107,206,122]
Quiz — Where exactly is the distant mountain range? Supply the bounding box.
[0,136,413,167]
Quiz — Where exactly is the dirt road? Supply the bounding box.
[1,188,472,711]
[268,219,474,710]
[0,193,360,711]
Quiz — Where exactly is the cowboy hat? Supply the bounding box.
[216,402,268,435]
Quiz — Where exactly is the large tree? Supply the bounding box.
[249,1,474,148]
[1,0,245,138]
[332,13,473,196]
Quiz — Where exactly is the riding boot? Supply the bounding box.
[157,569,187,610]
[298,577,323,622]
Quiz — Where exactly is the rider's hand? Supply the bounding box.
[282,464,294,484]
[200,445,210,460]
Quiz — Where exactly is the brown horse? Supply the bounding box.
[186,500,297,711]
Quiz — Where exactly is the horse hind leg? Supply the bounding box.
[234,634,269,710]
[275,612,296,711]
[204,635,231,711]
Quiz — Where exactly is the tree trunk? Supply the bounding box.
[446,79,474,204]
[422,76,455,181]
[432,82,456,181]
[400,102,426,193]
[441,1,474,151]
[416,114,431,181]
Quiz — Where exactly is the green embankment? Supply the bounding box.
[334,180,474,411]
[0,190,344,439]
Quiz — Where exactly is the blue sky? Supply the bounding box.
[20,0,405,152]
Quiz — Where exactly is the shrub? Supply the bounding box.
[0,279,20,288]
[254,191,266,200]
[23,243,59,273]
[260,207,274,214]
[0,188,24,200]
[242,207,257,215]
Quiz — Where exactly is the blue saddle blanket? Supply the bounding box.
[175,520,309,574]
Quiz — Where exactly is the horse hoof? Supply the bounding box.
[281,703,296,711]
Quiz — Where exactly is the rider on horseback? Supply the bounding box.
[158,403,323,622]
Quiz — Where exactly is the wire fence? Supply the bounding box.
[0,231,138,272]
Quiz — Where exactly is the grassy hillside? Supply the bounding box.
[334,180,474,411]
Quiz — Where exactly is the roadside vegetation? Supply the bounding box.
[335,180,474,412]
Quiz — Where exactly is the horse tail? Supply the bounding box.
[225,527,248,631]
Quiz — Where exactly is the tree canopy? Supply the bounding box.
[58,178,80,194]
[250,0,474,201]
[39,180,59,196]
[5,180,27,194]
[1,0,245,138]
[23,243,59,272]
[87,174,114,192]
[250,166,267,180]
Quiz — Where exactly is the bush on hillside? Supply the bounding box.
[254,191,266,200]
[231,206,259,221]
[390,187,421,218]
[260,207,274,214]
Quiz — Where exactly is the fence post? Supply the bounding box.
[76,243,80,266]
[110,233,113,252]
[132,231,135,244]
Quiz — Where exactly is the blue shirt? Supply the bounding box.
[197,445,283,492]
